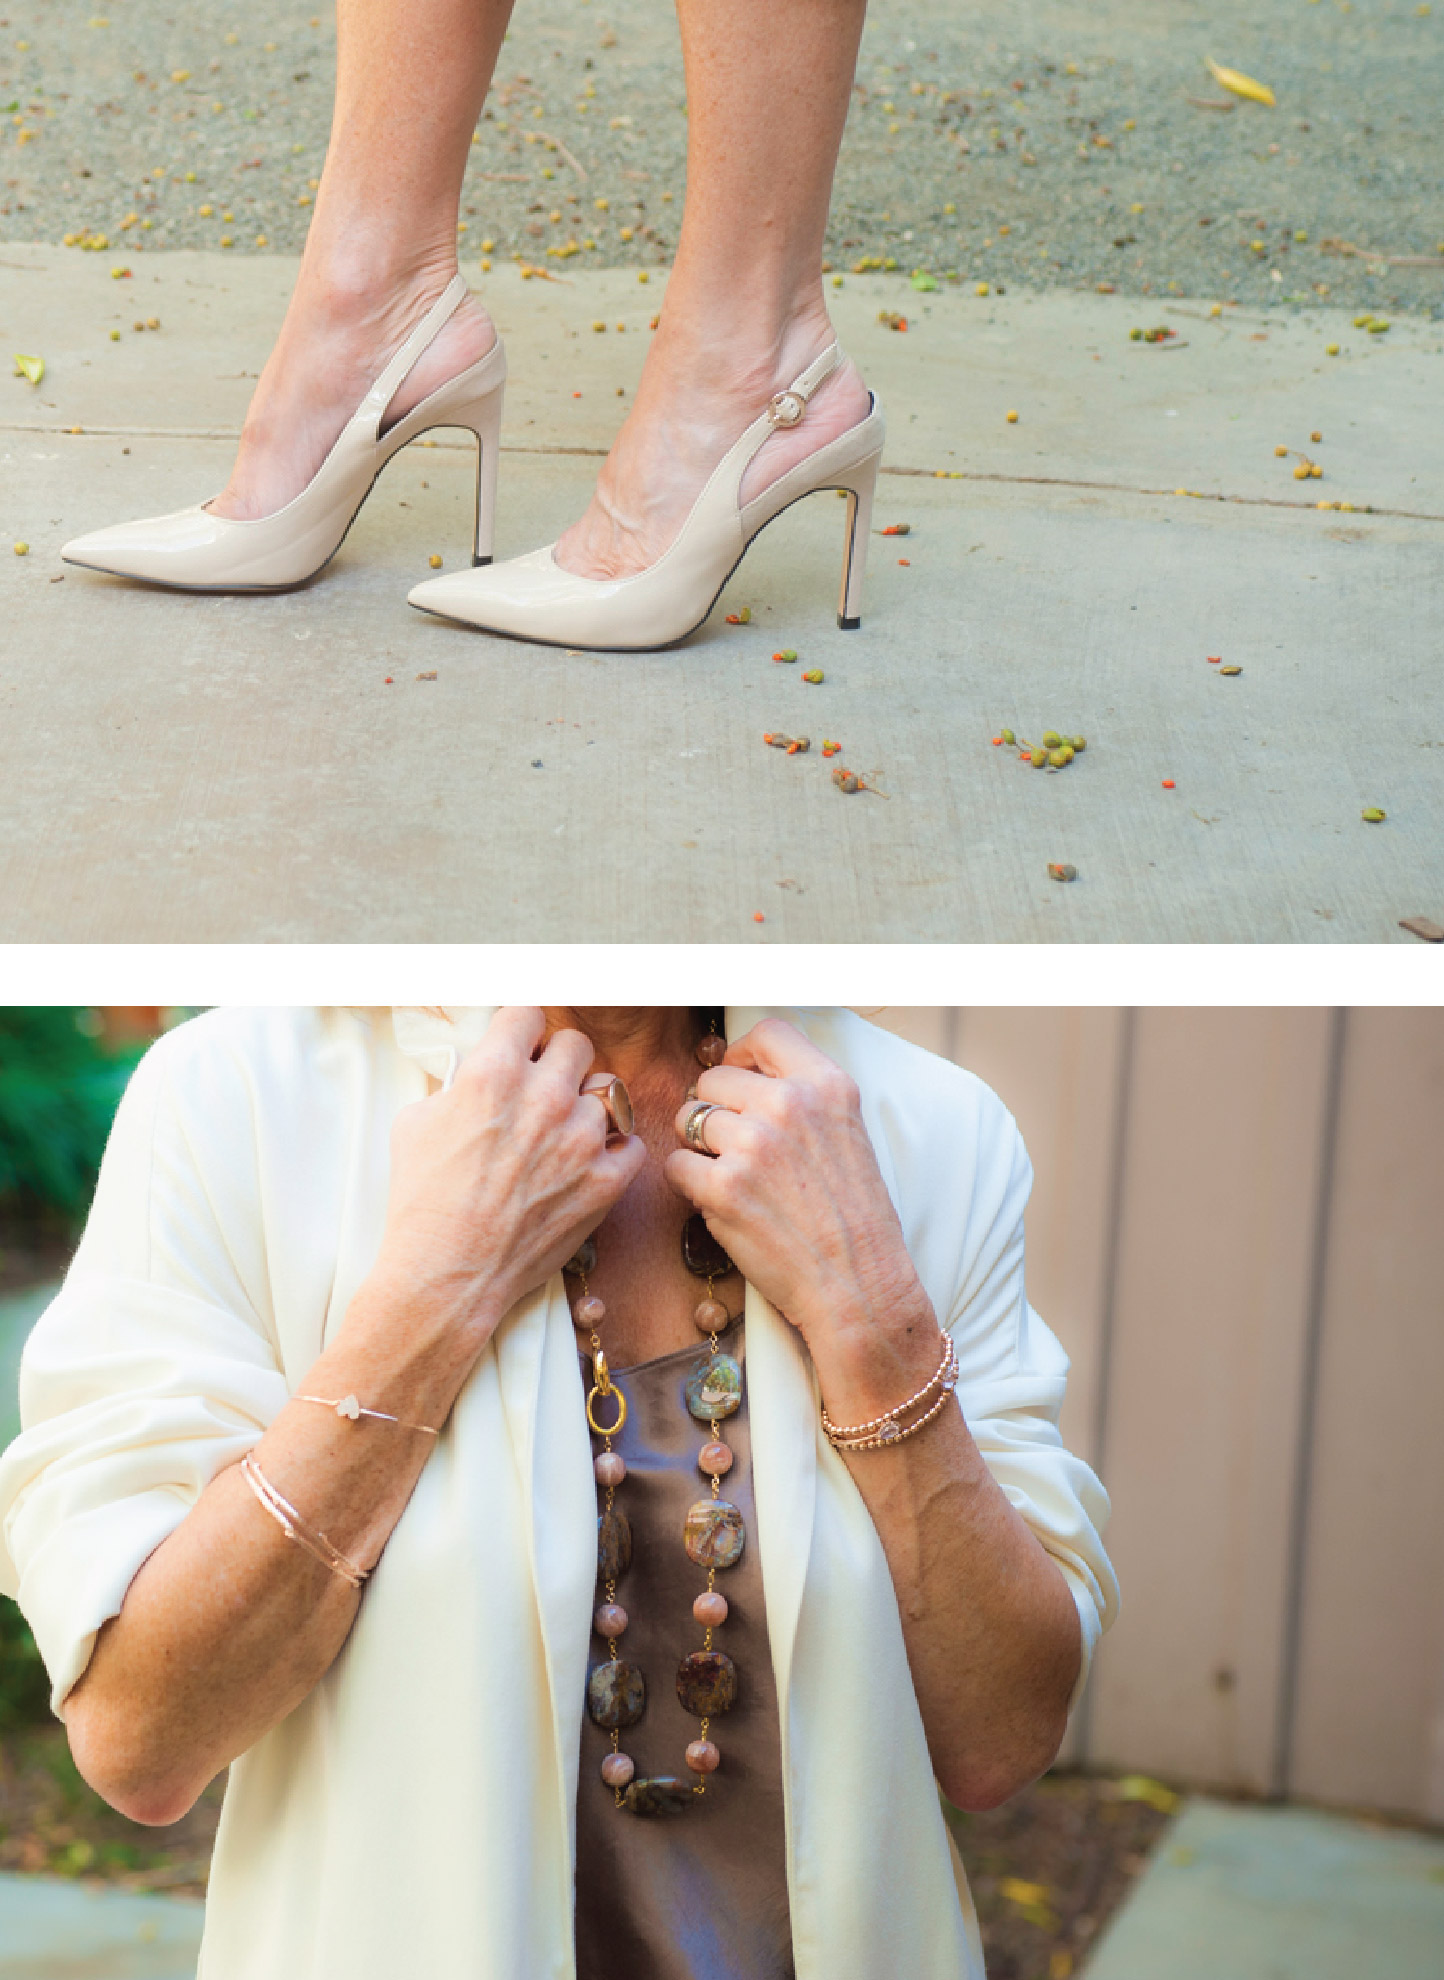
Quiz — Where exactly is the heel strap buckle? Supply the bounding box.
[767,390,807,429]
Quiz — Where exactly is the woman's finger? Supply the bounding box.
[723,1016,835,1082]
[673,1098,745,1158]
[692,1063,776,1116]
[456,1006,545,1078]
[533,1023,597,1096]
[663,1145,727,1208]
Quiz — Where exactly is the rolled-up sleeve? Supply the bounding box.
[0,1030,289,1716]
[942,1110,1120,1714]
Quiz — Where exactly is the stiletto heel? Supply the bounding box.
[408,341,886,652]
[459,383,505,567]
[835,450,880,630]
[60,272,506,593]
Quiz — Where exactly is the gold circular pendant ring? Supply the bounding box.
[586,1383,629,1438]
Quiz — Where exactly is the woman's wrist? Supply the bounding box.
[327,1267,507,1430]
[804,1275,948,1428]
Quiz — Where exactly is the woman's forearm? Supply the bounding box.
[815,1302,1082,1811]
[64,1274,495,1826]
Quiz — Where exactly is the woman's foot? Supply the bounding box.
[205,264,497,522]
[553,314,872,581]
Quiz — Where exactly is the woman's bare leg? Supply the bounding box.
[209,0,513,521]
[554,0,872,579]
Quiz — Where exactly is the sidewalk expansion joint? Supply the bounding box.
[4,423,1440,525]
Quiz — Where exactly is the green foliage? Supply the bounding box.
[0,1595,52,1731]
[0,1009,146,1231]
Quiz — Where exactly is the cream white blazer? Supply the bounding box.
[0,1007,1118,1980]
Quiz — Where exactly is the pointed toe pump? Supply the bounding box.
[60,272,505,593]
[407,341,884,652]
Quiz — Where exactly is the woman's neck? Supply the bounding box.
[540,1007,704,1090]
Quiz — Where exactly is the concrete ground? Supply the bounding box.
[1084,1796,1444,1979]
[0,1871,203,1980]
[2,247,1442,941]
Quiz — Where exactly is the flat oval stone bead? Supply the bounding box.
[594,1601,628,1639]
[697,1440,733,1478]
[693,1298,729,1334]
[694,1033,727,1068]
[587,1658,645,1730]
[565,1238,598,1277]
[685,1353,743,1423]
[676,1649,738,1717]
[597,1505,632,1582]
[622,1776,695,1816]
[573,1294,606,1331]
[686,1738,721,1774]
[693,1590,728,1628]
[601,1751,635,1788]
[594,1451,626,1487]
[683,1498,745,1570]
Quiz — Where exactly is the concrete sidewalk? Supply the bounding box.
[1084,1797,1444,1979]
[0,1872,203,1979]
[3,248,1442,941]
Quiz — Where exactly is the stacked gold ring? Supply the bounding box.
[682,1101,724,1155]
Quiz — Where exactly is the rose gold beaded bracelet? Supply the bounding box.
[821,1332,959,1452]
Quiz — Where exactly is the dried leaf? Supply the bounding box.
[13,352,44,384]
[1205,58,1276,106]
[998,1877,1051,1908]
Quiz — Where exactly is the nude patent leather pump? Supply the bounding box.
[406,341,884,652]
[59,273,505,593]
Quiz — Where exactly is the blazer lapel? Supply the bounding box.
[725,1007,820,1754]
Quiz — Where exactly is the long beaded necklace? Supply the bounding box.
[566,1017,743,1818]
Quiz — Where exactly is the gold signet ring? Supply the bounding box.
[581,1073,634,1138]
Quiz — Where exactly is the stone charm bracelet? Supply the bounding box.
[820,1330,959,1452]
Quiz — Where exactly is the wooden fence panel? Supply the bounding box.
[867,1008,1441,1821]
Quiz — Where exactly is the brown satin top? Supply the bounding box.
[575,1320,795,1980]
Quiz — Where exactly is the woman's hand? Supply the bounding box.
[361,1007,647,1347]
[664,1019,936,1384]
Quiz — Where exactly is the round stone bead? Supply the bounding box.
[693,1590,728,1628]
[601,1751,635,1788]
[594,1451,626,1487]
[573,1295,606,1331]
[693,1298,729,1334]
[594,1602,628,1639]
[695,1034,728,1069]
[686,1739,721,1774]
[697,1441,733,1478]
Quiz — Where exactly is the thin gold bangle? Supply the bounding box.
[240,1453,369,1588]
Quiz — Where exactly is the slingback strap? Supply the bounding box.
[766,342,844,428]
[355,271,473,436]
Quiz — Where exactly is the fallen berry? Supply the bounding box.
[1220,664,1242,676]
[1162,778,1176,789]
[773,648,797,663]
[881,523,911,536]
[1047,863,1078,882]
[428,553,443,568]
[1001,727,1016,746]
[13,541,29,556]
[1361,807,1386,823]
[832,767,860,793]
[802,669,824,684]
[1005,409,1019,423]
